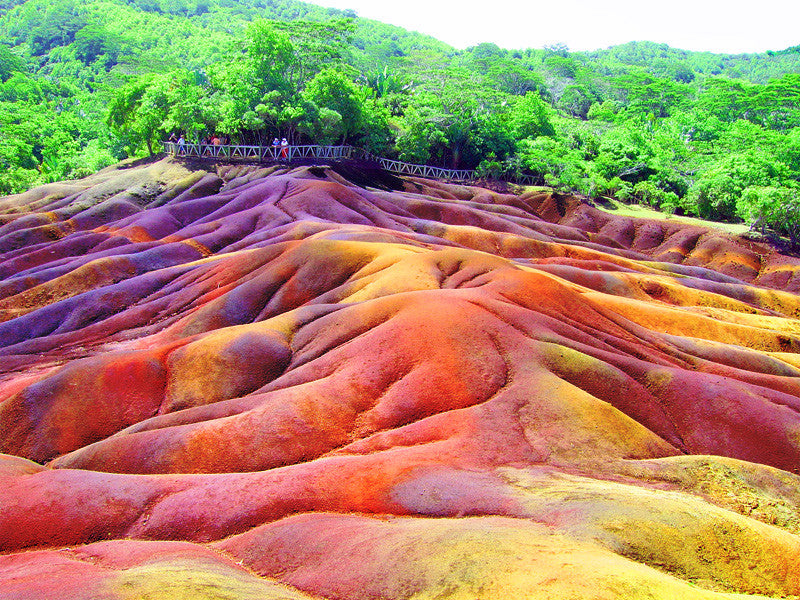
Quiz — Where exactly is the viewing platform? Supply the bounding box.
[162,142,538,185]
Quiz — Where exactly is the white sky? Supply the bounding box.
[308,0,800,54]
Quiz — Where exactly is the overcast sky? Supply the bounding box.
[308,0,799,54]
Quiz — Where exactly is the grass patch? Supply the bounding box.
[597,197,750,235]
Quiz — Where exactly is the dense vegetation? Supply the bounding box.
[2,0,800,241]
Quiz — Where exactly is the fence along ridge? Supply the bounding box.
[162,142,537,185]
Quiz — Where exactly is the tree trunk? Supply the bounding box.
[451,147,460,170]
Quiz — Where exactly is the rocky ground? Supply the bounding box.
[1,157,800,599]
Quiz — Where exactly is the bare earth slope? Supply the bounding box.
[2,157,800,599]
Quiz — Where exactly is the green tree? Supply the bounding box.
[399,69,518,169]
[0,72,43,102]
[509,91,555,139]
[611,71,690,118]
[0,44,23,82]
[557,84,593,119]
[107,71,211,155]
[593,126,657,184]
[737,186,800,246]
[271,18,355,86]
[73,23,120,66]
[517,135,586,191]
[107,75,164,156]
[246,20,294,95]
[689,152,787,221]
[697,77,755,123]
[302,67,365,143]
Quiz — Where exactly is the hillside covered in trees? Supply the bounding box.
[1,0,800,239]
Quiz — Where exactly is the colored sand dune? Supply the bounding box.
[2,157,800,599]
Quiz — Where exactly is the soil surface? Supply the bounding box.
[2,157,800,599]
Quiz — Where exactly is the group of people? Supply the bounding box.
[272,137,290,158]
[168,133,186,155]
[200,134,229,147]
[167,133,292,159]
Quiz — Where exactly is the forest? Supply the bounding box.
[1,0,800,242]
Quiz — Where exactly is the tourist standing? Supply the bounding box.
[280,137,289,159]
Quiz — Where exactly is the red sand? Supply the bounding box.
[2,158,800,599]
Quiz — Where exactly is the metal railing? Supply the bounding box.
[162,142,539,185]
[370,156,475,181]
